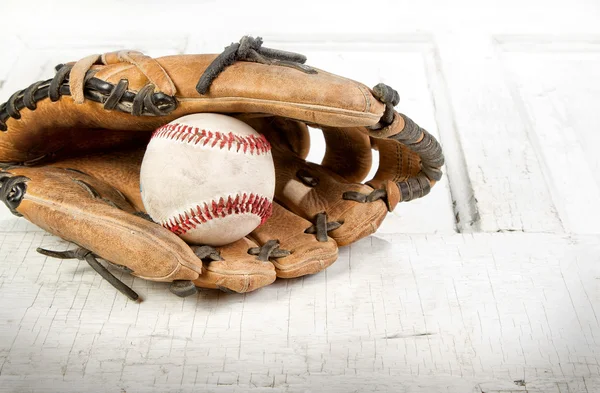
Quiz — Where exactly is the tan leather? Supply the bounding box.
[367,111,406,138]
[382,180,401,212]
[0,121,151,164]
[0,46,444,298]
[368,137,422,187]
[104,51,177,95]
[192,238,276,293]
[0,53,384,164]
[321,126,372,183]
[237,115,311,160]
[272,157,387,246]
[69,54,103,104]
[251,203,338,278]
[251,119,388,247]
[4,166,203,282]
[45,147,340,292]
[48,148,148,211]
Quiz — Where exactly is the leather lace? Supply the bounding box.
[194,245,223,262]
[0,62,177,131]
[354,83,445,205]
[196,36,316,95]
[0,36,316,132]
[36,246,140,301]
[304,212,342,243]
[248,239,291,261]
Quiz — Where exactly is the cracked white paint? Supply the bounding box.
[1,0,600,392]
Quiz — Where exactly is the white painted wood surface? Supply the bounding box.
[1,1,600,392]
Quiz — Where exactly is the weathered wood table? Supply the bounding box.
[1,1,599,391]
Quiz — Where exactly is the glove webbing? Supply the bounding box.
[0,36,316,130]
[0,64,177,131]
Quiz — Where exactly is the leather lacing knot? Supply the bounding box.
[342,189,387,204]
[371,83,400,128]
[194,245,223,262]
[0,62,177,131]
[248,239,291,261]
[293,169,342,242]
[343,178,432,207]
[305,212,342,242]
[296,168,319,187]
[196,35,316,95]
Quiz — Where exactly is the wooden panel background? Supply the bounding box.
[1,0,599,392]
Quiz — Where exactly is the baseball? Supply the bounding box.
[140,114,275,246]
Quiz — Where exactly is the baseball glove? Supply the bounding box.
[0,36,444,301]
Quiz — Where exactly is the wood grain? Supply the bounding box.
[1,1,600,391]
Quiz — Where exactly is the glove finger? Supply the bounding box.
[250,201,338,279]
[275,157,387,246]
[191,238,276,293]
[367,137,421,211]
[237,115,311,160]
[369,137,422,184]
[192,202,338,289]
[0,165,203,282]
[320,125,372,183]
[252,120,387,247]
[0,44,385,164]
[248,116,372,184]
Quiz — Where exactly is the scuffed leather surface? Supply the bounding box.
[42,147,341,292]
[4,165,203,281]
[0,47,441,296]
[251,203,338,278]
[248,117,389,247]
[192,238,276,293]
[0,53,384,164]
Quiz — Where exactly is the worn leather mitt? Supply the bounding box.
[0,36,444,301]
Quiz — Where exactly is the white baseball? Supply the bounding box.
[140,113,275,246]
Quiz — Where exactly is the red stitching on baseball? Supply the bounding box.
[163,193,273,236]
[152,122,271,155]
